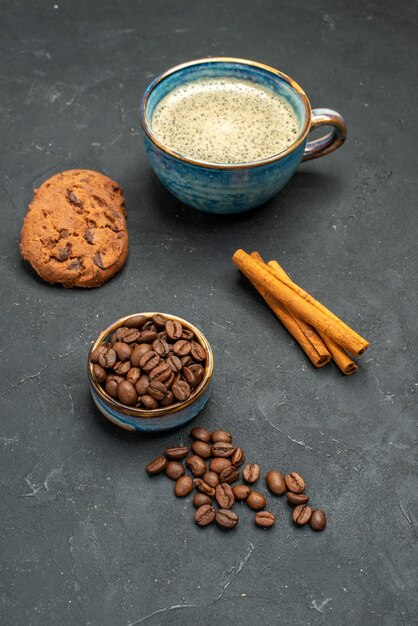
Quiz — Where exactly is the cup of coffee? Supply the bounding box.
[140,57,346,214]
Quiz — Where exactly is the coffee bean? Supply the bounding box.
[113,360,131,376]
[151,313,167,328]
[166,355,182,372]
[310,509,326,531]
[215,509,238,529]
[105,376,119,397]
[215,483,234,509]
[210,458,232,474]
[135,374,150,396]
[243,464,260,484]
[185,455,206,477]
[147,380,169,401]
[93,364,106,384]
[211,430,232,444]
[161,391,174,406]
[285,471,306,494]
[191,441,212,459]
[115,327,130,341]
[164,371,178,389]
[231,447,245,467]
[183,366,199,387]
[174,475,193,497]
[149,362,172,383]
[130,343,151,366]
[166,319,183,340]
[232,484,251,501]
[190,341,206,361]
[181,355,193,367]
[195,504,215,527]
[202,471,219,488]
[113,341,132,361]
[109,333,117,345]
[255,511,276,528]
[212,441,235,458]
[165,461,185,480]
[194,478,215,497]
[165,446,189,461]
[126,367,141,385]
[146,455,167,475]
[140,394,159,409]
[152,338,170,356]
[181,328,194,340]
[266,470,286,496]
[121,328,140,343]
[190,427,211,443]
[157,331,167,340]
[172,380,191,401]
[193,493,212,508]
[188,364,205,384]
[139,351,160,372]
[117,380,137,405]
[292,504,312,526]
[286,492,310,506]
[173,339,191,356]
[246,491,267,511]
[218,466,240,484]
[98,346,117,368]
[124,314,147,329]
[138,329,158,344]
[142,320,157,331]
[90,345,106,363]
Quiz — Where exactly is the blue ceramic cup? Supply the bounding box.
[141,57,346,214]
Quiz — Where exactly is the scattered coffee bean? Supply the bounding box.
[146,456,167,475]
[255,511,276,528]
[203,471,219,488]
[194,478,215,497]
[165,461,185,480]
[285,471,306,494]
[93,364,107,384]
[292,504,312,526]
[243,463,260,484]
[190,427,211,443]
[174,475,193,497]
[193,493,212,508]
[165,446,189,461]
[266,470,286,496]
[310,509,326,531]
[124,314,147,329]
[185,455,206,477]
[211,430,232,443]
[117,380,137,405]
[90,314,207,410]
[218,466,240,484]
[212,441,235,458]
[191,441,212,459]
[232,484,251,501]
[209,458,232,474]
[286,492,310,506]
[246,491,267,511]
[195,504,216,527]
[215,483,235,509]
[216,509,238,529]
[231,447,245,467]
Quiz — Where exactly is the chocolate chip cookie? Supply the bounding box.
[20,169,128,288]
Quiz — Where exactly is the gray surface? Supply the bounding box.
[1,0,417,624]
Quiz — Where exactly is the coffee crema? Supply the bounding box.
[151,77,300,164]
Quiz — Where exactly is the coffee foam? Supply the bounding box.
[151,77,300,164]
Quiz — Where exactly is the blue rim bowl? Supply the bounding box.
[88,313,213,432]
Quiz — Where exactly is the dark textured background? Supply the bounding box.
[1,0,417,624]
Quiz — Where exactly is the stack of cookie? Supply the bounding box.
[20,169,128,288]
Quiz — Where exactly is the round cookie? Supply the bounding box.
[20,169,128,288]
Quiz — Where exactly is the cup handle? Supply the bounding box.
[302,108,347,161]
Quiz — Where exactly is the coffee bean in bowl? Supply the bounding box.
[88,313,213,432]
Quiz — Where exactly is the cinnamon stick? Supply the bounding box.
[250,252,331,367]
[232,249,368,356]
[264,257,358,375]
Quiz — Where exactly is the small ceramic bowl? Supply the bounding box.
[88,313,213,432]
